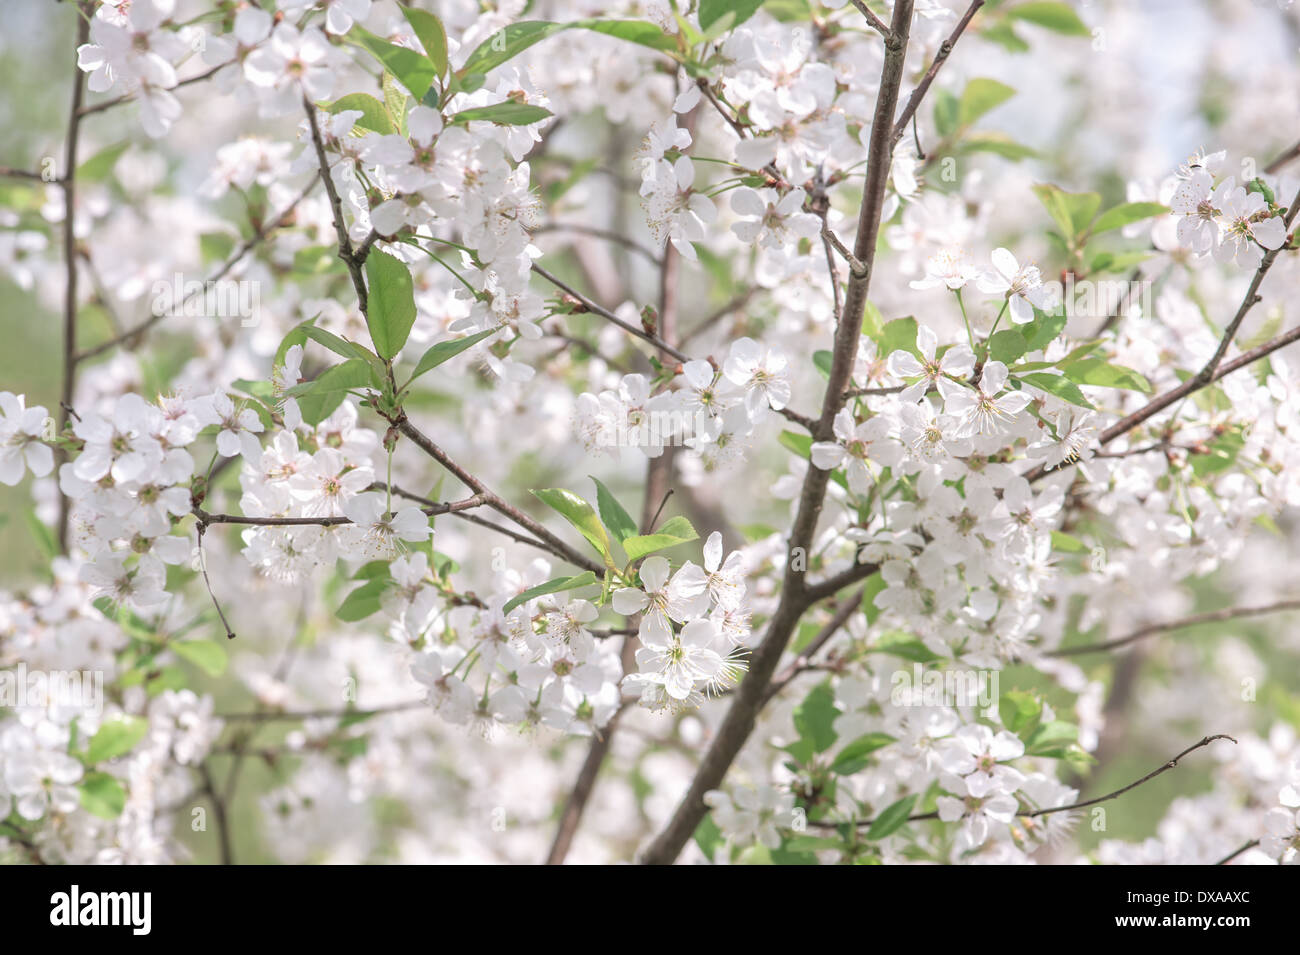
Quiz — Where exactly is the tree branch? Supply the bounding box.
[637,0,917,866]
[890,1,985,150]
[1049,598,1300,657]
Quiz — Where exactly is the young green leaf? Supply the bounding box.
[591,476,639,544]
[364,250,418,360]
[352,27,438,100]
[502,571,600,614]
[831,733,896,775]
[1016,371,1095,408]
[449,102,554,126]
[532,488,612,563]
[866,793,918,840]
[1090,201,1169,235]
[1007,1,1091,37]
[325,93,395,135]
[84,716,149,765]
[289,359,375,425]
[958,78,1016,127]
[621,516,699,562]
[401,6,448,76]
[172,639,229,677]
[79,772,127,819]
[337,577,390,622]
[408,326,498,384]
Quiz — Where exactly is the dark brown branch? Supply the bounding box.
[637,0,917,866]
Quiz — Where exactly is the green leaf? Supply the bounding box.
[353,27,438,100]
[831,733,896,775]
[1020,308,1068,352]
[458,20,676,80]
[292,245,345,276]
[693,813,725,861]
[459,21,567,77]
[813,349,834,379]
[1032,183,1101,242]
[880,316,920,357]
[1007,2,1091,37]
[622,516,699,562]
[502,571,600,614]
[532,488,612,563]
[288,359,374,425]
[337,577,390,622]
[25,510,57,560]
[1090,202,1169,236]
[698,0,765,30]
[408,326,498,383]
[172,639,229,677]
[958,78,1016,127]
[999,690,1043,735]
[577,19,679,51]
[1026,719,1078,756]
[982,19,1030,53]
[1016,371,1095,408]
[296,322,373,362]
[79,772,127,819]
[1050,529,1087,553]
[77,142,129,183]
[1190,427,1246,477]
[932,88,960,137]
[84,716,149,765]
[591,477,638,544]
[793,683,840,755]
[401,6,448,76]
[325,93,395,135]
[449,102,554,126]
[1061,358,1152,393]
[382,72,409,136]
[872,630,941,662]
[364,250,417,360]
[988,329,1028,364]
[867,793,918,840]
[861,299,885,342]
[860,570,887,626]
[958,131,1039,161]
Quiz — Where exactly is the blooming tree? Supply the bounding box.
[2,0,1300,865]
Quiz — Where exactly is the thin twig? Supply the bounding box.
[1049,598,1300,657]
[890,1,985,150]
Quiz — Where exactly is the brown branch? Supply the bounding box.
[77,63,223,117]
[530,263,690,363]
[192,493,486,528]
[1265,138,1300,175]
[531,222,663,265]
[197,761,233,865]
[1049,598,1300,657]
[1026,192,1300,481]
[890,1,985,150]
[637,0,917,866]
[1215,839,1260,865]
[764,588,864,704]
[56,3,91,550]
[849,0,892,38]
[396,417,604,575]
[815,734,1237,831]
